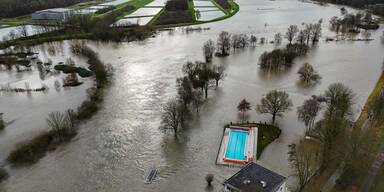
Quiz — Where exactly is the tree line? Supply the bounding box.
[0,0,90,18]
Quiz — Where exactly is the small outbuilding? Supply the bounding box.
[32,8,74,22]
[223,162,287,192]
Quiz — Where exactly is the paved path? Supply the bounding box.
[359,144,384,192]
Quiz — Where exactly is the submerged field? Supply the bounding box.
[0,0,383,191]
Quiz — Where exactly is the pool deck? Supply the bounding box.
[216,126,258,167]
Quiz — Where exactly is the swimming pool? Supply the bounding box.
[224,130,248,160]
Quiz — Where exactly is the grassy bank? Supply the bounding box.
[227,122,281,159]
[150,0,239,28]
[354,73,384,130]
[7,44,110,166]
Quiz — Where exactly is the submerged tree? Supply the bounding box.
[297,63,321,84]
[216,31,231,56]
[285,25,299,44]
[203,39,215,63]
[256,90,293,123]
[162,99,182,135]
[274,33,283,45]
[237,99,251,122]
[192,90,204,113]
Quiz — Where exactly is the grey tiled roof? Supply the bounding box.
[224,162,286,192]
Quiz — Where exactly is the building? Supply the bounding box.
[32,8,74,22]
[223,162,287,192]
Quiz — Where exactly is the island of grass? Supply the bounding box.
[228,123,281,159]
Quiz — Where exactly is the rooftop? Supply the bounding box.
[223,162,286,192]
[35,8,73,13]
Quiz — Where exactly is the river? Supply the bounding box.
[0,0,383,191]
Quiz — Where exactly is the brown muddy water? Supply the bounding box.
[0,0,383,191]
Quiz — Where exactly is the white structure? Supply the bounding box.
[32,8,74,22]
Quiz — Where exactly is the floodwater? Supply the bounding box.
[1,0,384,191]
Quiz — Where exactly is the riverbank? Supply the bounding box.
[303,72,384,192]
[6,44,111,167]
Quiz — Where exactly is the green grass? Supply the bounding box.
[188,0,197,22]
[0,15,31,28]
[354,73,384,130]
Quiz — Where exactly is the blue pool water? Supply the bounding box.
[225,130,248,160]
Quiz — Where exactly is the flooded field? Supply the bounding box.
[0,0,383,191]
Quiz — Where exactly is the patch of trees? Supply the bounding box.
[0,0,90,18]
[161,61,226,135]
[259,44,309,70]
[314,0,384,16]
[258,22,323,70]
[329,11,379,35]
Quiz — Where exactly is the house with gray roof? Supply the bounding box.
[223,162,287,192]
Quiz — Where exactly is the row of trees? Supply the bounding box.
[237,90,293,124]
[162,61,226,135]
[207,31,280,59]
[285,21,323,45]
[329,11,378,34]
[290,83,357,191]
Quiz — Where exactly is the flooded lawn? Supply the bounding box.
[196,8,225,21]
[0,0,383,191]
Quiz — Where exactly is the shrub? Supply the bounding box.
[0,167,8,182]
[205,174,214,185]
[77,100,99,120]
[54,65,93,77]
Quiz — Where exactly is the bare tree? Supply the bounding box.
[285,25,299,44]
[16,25,28,38]
[212,65,225,88]
[288,142,320,192]
[203,39,215,63]
[216,31,231,56]
[310,23,322,44]
[162,99,181,135]
[250,35,258,46]
[256,90,293,123]
[176,77,193,107]
[238,99,251,122]
[192,90,204,113]
[297,97,321,130]
[297,30,307,44]
[274,33,283,45]
[304,24,313,45]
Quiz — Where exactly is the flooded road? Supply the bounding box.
[1,0,383,191]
